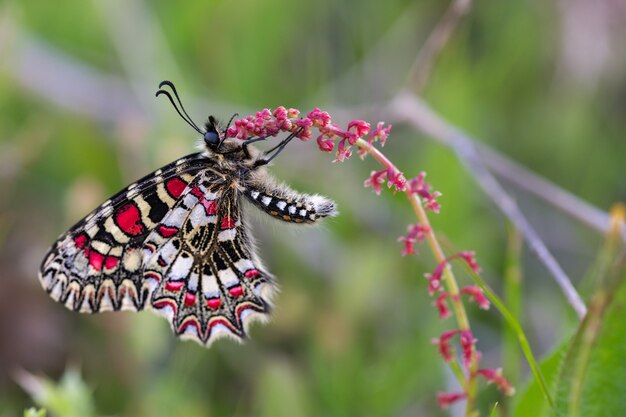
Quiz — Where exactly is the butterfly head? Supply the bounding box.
[203,116,223,148]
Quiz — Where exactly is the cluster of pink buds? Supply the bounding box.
[424,251,482,297]
[408,172,442,213]
[225,106,391,163]
[427,251,514,406]
[363,168,407,195]
[398,224,431,256]
[226,108,441,217]
[364,170,441,213]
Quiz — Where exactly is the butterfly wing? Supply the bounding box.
[143,173,275,346]
[39,153,212,313]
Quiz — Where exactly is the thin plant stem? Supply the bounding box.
[355,137,479,416]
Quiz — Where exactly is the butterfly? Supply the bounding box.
[38,81,337,347]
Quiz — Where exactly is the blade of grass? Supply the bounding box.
[489,402,499,417]
[503,223,523,388]
[463,266,554,410]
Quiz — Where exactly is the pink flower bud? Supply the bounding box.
[433,330,459,362]
[308,108,332,128]
[370,122,392,146]
[425,262,446,295]
[477,368,515,396]
[364,169,387,195]
[459,251,481,274]
[348,120,371,138]
[386,169,407,193]
[316,134,335,152]
[397,223,430,256]
[273,106,288,120]
[461,285,490,309]
[424,191,442,213]
[334,138,353,162]
[397,235,416,256]
[407,172,441,212]
[437,392,466,409]
[408,172,427,194]
[459,330,477,369]
[434,293,451,319]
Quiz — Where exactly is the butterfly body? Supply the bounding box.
[39,113,337,347]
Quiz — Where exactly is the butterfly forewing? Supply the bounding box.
[39,153,210,313]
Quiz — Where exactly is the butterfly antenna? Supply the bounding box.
[224,113,239,131]
[217,113,238,149]
[156,81,203,134]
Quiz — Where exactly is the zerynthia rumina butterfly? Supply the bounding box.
[39,81,337,347]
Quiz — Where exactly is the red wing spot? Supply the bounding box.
[202,199,217,216]
[115,202,145,236]
[228,285,244,298]
[73,233,88,249]
[144,271,161,282]
[166,177,187,199]
[244,269,260,278]
[178,318,201,334]
[159,225,179,237]
[207,317,238,334]
[206,298,222,310]
[220,216,236,230]
[157,257,167,267]
[184,292,196,306]
[104,256,119,270]
[190,186,204,198]
[236,302,260,321]
[153,299,177,314]
[165,281,184,292]
[88,250,105,271]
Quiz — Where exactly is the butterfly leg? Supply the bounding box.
[241,135,271,158]
[253,128,302,167]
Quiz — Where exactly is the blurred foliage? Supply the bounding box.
[16,369,97,417]
[1,0,625,416]
[23,409,46,417]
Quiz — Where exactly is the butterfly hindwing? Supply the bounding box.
[144,174,275,346]
[38,153,210,313]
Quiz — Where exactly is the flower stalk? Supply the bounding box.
[226,107,514,415]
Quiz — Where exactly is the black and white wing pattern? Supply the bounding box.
[38,153,210,313]
[142,172,274,346]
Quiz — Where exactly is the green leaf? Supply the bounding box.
[16,368,98,417]
[464,267,553,409]
[512,341,567,417]
[554,276,626,417]
[553,206,626,417]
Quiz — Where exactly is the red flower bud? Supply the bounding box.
[437,392,466,409]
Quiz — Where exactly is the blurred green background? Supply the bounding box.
[1,0,625,416]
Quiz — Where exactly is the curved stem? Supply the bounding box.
[356,138,478,415]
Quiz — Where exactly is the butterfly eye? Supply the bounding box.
[204,130,220,146]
